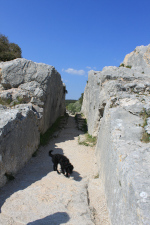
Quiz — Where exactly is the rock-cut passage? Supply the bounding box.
[0,115,111,225]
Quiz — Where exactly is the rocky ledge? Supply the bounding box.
[0,58,66,187]
[82,44,150,225]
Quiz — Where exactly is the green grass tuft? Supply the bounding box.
[78,133,97,147]
[126,65,132,69]
[141,132,150,143]
[119,63,132,69]
[94,174,99,179]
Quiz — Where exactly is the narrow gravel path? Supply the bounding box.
[0,115,111,225]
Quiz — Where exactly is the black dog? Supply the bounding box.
[49,150,74,177]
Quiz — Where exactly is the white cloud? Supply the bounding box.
[64,68,85,76]
[86,66,97,70]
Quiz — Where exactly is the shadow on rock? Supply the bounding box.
[27,212,70,225]
[0,115,83,212]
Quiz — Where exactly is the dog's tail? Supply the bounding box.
[49,150,53,157]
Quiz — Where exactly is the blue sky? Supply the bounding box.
[0,0,150,99]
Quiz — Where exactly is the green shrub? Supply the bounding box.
[119,63,125,67]
[0,34,22,62]
[65,99,77,107]
[66,93,83,114]
[119,63,132,69]
[79,93,84,105]
[67,100,81,114]
[126,65,132,69]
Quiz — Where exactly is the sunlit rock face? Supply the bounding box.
[0,58,66,187]
[0,58,66,133]
[82,44,150,225]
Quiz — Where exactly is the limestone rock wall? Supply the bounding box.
[82,44,150,225]
[0,104,40,187]
[0,59,66,187]
[0,58,66,133]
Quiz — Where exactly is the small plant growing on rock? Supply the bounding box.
[119,63,132,69]
[0,97,12,105]
[140,108,150,143]
[12,97,24,106]
[119,63,125,67]
[126,65,132,69]
[139,108,150,127]
[141,132,150,143]
[78,133,97,147]
[17,96,24,103]
[94,174,99,179]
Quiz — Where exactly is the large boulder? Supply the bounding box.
[0,59,66,187]
[123,44,150,74]
[0,58,66,133]
[82,44,150,224]
[0,104,40,187]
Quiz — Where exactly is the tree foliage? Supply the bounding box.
[66,93,84,114]
[0,34,22,62]
[79,93,84,105]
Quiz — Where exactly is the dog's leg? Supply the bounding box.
[65,172,69,177]
[55,163,61,174]
[53,163,59,173]
[53,164,56,171]
[61,168,65,174]
[60,163,65,175]
[62,168,65,174]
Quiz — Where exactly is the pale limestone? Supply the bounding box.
[82,44,150,225]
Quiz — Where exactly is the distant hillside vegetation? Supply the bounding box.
[66,93,84,114]
[0,34,22,62]
[65,100,77,107]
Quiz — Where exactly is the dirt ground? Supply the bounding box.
[0,115,111,225]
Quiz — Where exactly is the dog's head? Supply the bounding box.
[66,163,74,176]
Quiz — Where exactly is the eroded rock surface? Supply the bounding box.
[0,103,41,187]
[82,44,150,224]
[0,58,66,133]
[0,59,65,187]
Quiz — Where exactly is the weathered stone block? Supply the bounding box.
[0,58,66,187]
[0,105,40,187]
[82,44,150,224]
